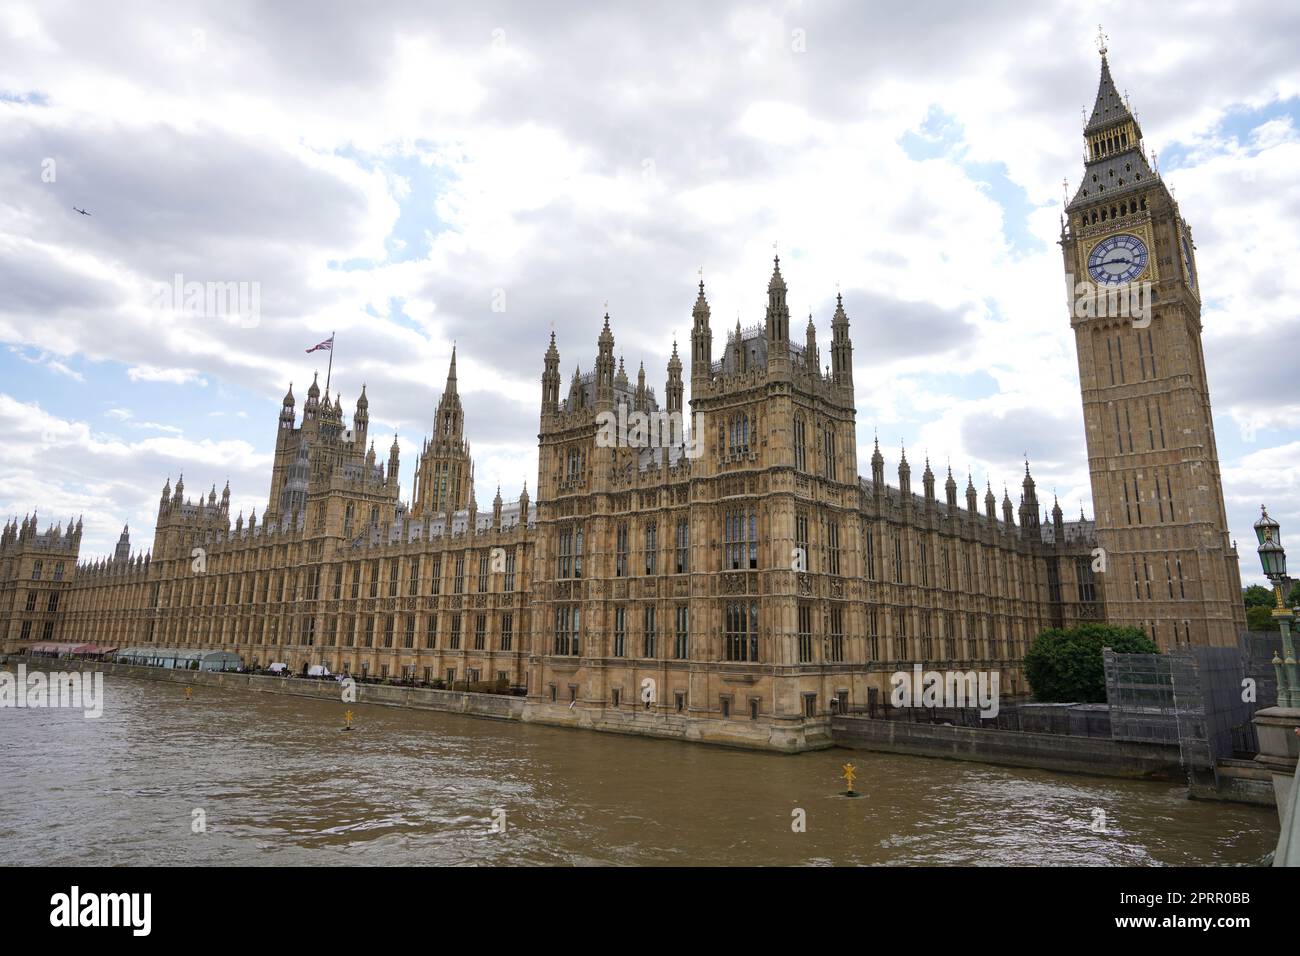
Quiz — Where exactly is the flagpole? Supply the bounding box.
[325,331,335,394]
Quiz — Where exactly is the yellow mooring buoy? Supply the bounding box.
[841,762,859,797]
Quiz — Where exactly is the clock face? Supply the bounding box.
[1181,234,1197,289]
[1087,233,1149,285]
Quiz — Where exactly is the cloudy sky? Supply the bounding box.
[1,1,1298,585]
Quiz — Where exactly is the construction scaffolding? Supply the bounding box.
[1103,644,1262,782]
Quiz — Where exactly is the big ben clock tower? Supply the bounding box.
[1062,34,1245,649]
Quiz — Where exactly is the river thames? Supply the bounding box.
[0,674,1278,866]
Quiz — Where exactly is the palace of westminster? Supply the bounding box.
[0,50,1247,749]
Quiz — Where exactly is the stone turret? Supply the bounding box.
[542,332,561,414]
[666,341,683,415]
[831,292,853,388]
[690,278,712,387]
[764,255,790,348]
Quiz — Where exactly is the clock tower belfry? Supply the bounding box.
[1061,36,1245,649]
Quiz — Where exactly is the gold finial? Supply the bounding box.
[1096,24,1108,56]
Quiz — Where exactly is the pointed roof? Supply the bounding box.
[1085,54,1136,136]
[445,346,458,394]
[693,279,710,321]
[1069,48,1155,210]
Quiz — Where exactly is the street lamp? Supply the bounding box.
[1255,505,1298,706]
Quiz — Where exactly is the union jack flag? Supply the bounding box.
[305,335,333,354]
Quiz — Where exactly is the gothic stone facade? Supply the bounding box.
[0,53,1240,750]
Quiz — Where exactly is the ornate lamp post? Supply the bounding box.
[1255,506,1298,706]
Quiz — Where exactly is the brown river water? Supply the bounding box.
[0,672,1278,866]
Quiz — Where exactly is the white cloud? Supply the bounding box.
[126,366,208,386]
[9,345,85,381]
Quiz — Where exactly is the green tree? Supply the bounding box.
[1023,623,1158,703]
[1287,581,1300,608]
[1244,584,1276,608]
[1247,605,1279,632]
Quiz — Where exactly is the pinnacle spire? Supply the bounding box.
[768,254,785,292]
[693,277,710,322]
